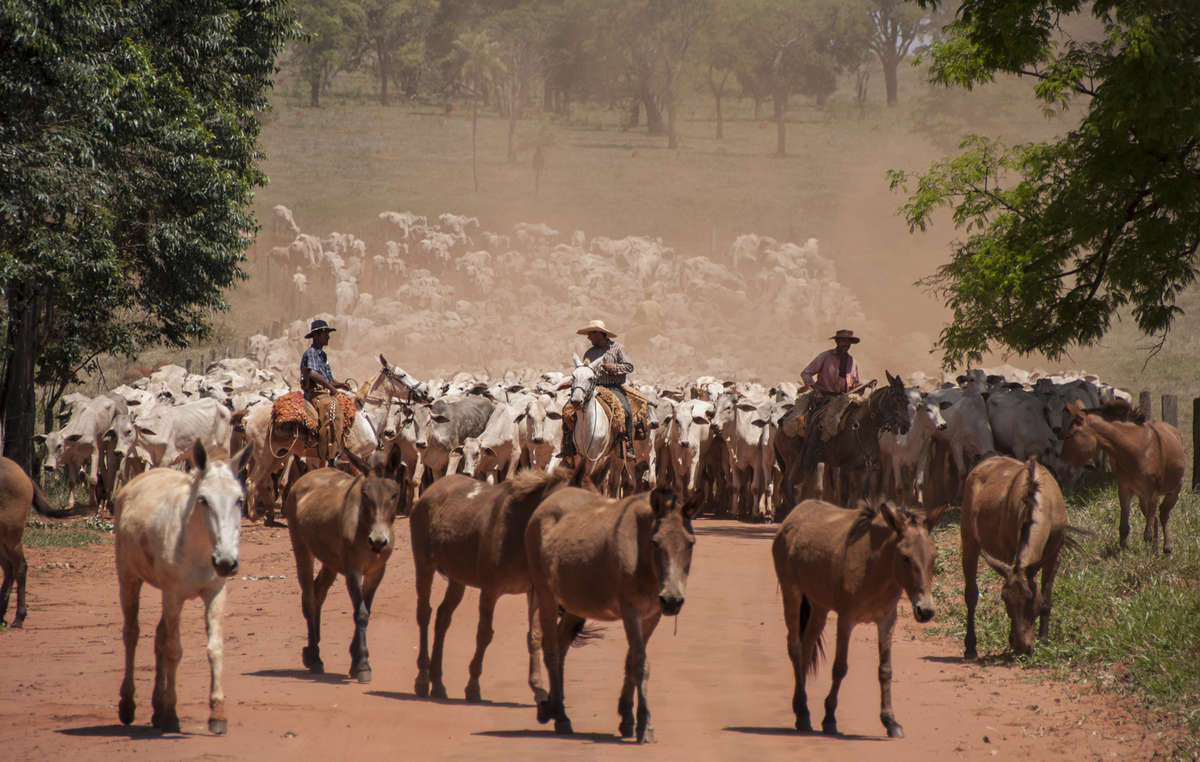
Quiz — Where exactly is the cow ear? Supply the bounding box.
[233,445,252,474]
[450,445,464,455]
[33,434,46,445]
[193,440,208,471]
[482,446,497,459]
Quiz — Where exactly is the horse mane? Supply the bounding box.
[1088,399,1145,424]
[1013,458,1040,564]
[504,466,575,506]
[847,500,881,542]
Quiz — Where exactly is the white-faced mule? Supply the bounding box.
[772,498,947,739]
[115,440,251,734]
[525,485,699,743]
[283,450,402,682]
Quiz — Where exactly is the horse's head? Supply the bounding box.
[378,354,431,402]
[880,501,947,623]
[190,440,251,577]
[568,355,599,406]
[877,371,912,435]
[647,487,700,616]
[979,549,1041,656]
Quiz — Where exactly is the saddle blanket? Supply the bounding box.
[271,391,356,435]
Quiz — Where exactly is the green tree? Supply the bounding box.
[451,29,507,191]
[360,0,438,106]
[0,0,295,471]
[289,0,365,107]
[868,0,936,107]
[889,0,1200,367]
[489,4,547,163]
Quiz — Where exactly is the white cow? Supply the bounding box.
[664,398,717,501]
[130,397,233,469]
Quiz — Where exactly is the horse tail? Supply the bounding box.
[798,595,824,675]
[31,482,71,518]
[1062,524,1093,553]
[561,610,603,648]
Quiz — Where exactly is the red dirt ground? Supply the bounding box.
[0,518,1180,761]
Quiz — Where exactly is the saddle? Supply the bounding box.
[784,391,856,443]
[562,386,650,447]
[271,391,356,459]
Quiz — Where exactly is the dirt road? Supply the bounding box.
[0,519,1168,760]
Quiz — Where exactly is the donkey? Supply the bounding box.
[961,456,1068,658]
[525,486,699,743]
[1062,400,1184,553]
[114,440,251,734]
[409,466,585,702]
[772,498,947,739]
[1,456,61,628]
[283,451,402,681]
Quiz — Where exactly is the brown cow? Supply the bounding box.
[960,456,1067,658]
[773,498,946,738]
[1063,400,1184,553]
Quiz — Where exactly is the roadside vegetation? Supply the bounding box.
[929,483,1200,759]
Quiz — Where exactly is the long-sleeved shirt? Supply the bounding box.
[584,340,634,386]
[802,348,858,394]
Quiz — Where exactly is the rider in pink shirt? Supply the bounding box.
[802,329,862,395]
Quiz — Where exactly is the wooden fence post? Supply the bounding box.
[1139,390,1152,418]
[1193,397,1200,491]
[1161,394,1177,427]
[185,358,192,373]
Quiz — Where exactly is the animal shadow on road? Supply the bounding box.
[921,654,1017,667]
[57,724,187,739]
[475,728,626,744]
[368,689,530,709]
[725,726,885,742]
[693,523,778,540]
[245,667,352,685]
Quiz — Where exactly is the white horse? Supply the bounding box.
[114,441,251,735]
[566,355,629,495]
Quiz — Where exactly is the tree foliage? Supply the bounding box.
[890,0,1200,368]
[0,0,295,468]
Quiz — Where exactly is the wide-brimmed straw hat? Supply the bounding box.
[576,319,616,338]
[305,319,337,339]
[829,329,860,344]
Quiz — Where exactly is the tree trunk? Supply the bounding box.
[883,54,899,106]
[753,96,763,120]
[377,45,391,106]
[667,101,678,149]
[774,90,787,156]
[629,97,641,128]
[644,90,664,136]
[507,94,518,163]
[471,102,479,192]
[714,92,724,139]
[309,75,321,107]
[1,286,40,473]
[543,80,553,111]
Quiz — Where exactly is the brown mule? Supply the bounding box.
[773,498,947,738]
[409,466,587,703]
[1063,400,1184,553]
[960,456,1068,658]
[0,457,58,628]
[525,486,699,743]
[283,452,402,682]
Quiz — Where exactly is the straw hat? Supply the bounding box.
[576,319,616,338]
[829,329,860,344]
[304,319,336,339]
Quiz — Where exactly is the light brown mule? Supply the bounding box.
[409,466,584,703]
[525,486,699,743]
[284,452,402,682]
[1063,400,1184,553]
[0,457,58,628]
[961,456,1067,658]
[772,498,947,738]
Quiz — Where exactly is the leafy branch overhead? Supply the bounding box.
[892,0,1200,368]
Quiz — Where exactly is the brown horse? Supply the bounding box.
[961,456,1067,658]
[409,466,585,703]
[1063,400,1184,553]
[283,452,402,682]
[525,486,699,742]
[0,457,59,628]
[772,498,947,738]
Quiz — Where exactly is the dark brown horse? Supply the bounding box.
[960,456,1067,658]
[409,466,586,702]
[773,498,946,738]
[525,486,698,742]
[0,457,58,628]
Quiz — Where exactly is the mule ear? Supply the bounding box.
[572,353,582,367]
[683,494,703,521]
[343,447,370,475]
[379,353,389,369]
[650,486,679,518]
[980,549,1014,578]
[193,439,208,471]
[924,504,949,530]
[879,500,906,536]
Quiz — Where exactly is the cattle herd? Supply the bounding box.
[1,205,1186,743]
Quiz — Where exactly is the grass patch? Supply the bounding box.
[928,485,1200,759]
[23,515,113,548]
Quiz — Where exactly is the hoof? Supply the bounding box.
[821,718,838,736]
[637,727,655,744]
[794,717,813,732]
[464,684,482,703]
[964,649,978,660]
[554,717,573,735]
[537,700,552,725]
[886,722,905,739]
[619,720,635,738]
[118,699,135,726]
[11,618,23,629]
[302,647,323,673]
[161,715,181,734]
[430,683,447,700]
[353,668,372,684]
[414,676,430,698]
[209,717,228,735]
